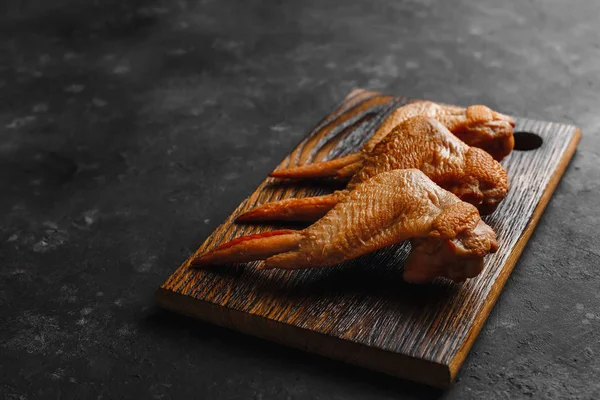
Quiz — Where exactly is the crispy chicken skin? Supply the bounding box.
[236,116,509,222]
[193,169,498,283]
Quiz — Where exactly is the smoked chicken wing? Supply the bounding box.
[270,101,514,184]
[192,169,498,283]
[237,116,508,223]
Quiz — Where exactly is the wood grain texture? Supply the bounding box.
[156,89,581,388]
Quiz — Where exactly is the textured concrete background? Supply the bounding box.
[1,0,599,398]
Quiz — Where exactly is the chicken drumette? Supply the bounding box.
[192,169,498,283]
[237,116,509,223]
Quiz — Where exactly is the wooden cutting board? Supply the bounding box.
[156,89,581,388]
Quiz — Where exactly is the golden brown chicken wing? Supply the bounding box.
[270,101,515,183]
[237,116,508,223]
[193,169,498,283]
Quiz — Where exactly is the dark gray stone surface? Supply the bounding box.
[1,0,598,398]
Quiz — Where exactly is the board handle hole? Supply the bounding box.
[513,131,543,151]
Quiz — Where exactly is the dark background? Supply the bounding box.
[1,0,599,399]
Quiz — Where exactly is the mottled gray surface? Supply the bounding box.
[0,0,598,399]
